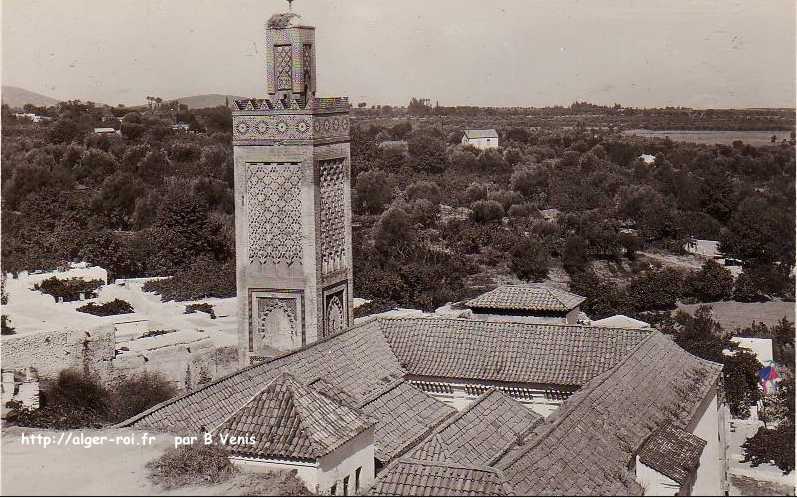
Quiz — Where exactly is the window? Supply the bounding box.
[343,476,349,496]
[355,467,361,491]
[330,484,337,496]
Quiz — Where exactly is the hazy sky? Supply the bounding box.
[2,0,795,108]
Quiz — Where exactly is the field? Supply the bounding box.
[625,129,792,146]
[677,301,795,331]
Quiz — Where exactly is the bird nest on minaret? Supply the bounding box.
[267,12,300,29]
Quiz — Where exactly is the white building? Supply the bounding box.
[461,129,499,150]
[93,127,120,135]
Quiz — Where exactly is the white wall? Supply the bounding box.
[636,458,682,496]
[318,428,375,496]
[462,136,498,150]
[689,390,723,496]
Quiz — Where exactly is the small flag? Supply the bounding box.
[758,365,781,394]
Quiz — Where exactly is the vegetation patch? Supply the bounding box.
[77,298,134,316]
[33,276,103,302]
[185,302,216,319]
[1,315,16,335]
[142,258,235,302]
[8,369,176,429]
[141,329,176,339]
[146,443,236,489]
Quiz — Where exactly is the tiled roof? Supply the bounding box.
[121,319,405,432]
[496,333,723,496]
[359,380,455,462]
[371,459,512,496]
[408,389,543,466]
[638,424,707,485]
[463,129,499,139]
[378,317,651,386]
[215,373,370,460]
[465,284,585,312]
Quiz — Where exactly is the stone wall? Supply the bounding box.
[1,326,240,391]
[1,327,116,380]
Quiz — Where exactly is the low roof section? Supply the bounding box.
[465,284,586,314]
[463,129,498,139]
[638,423,707,486]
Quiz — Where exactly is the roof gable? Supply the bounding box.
[465,284,585,312]
[464,129,498,139]
[377,317,651,385]
[215,372,370,460]
[408,389,543,466]
[496,333,723,496]
[638,424,707,485]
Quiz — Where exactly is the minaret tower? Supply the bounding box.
[232,9,353,365]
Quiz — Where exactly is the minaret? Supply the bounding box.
[232,10,353,365]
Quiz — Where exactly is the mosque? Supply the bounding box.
[119,8,727,496]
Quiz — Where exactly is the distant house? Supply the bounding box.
[377,140,408,153]
[93,127,120,136]
[461,129,498,150]
[171,122,191,132]
[463,284,586,325]
[639,154,656,165]
[14,113,50,123]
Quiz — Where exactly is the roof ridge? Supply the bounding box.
[397,457,503,473]
[114,317,383,428]
[495,333,659,471]
[378,314,654,333]
[287,376,355,457]
[356,377,406,408]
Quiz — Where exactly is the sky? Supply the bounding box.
[2,0,795,108]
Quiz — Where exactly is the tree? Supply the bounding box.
[93,172,146,229]
[48,118,84,144]
[407,134,447,173]
[720,195,795,265]
[354,170,393,214]
[724,350,763,418]
[687,260,734,302]
[733,271,766,302]
[510,238,550,281]
[563,235,589,272]
[406,181,442,206]
[138,149,169,185]
[373,207,415,256]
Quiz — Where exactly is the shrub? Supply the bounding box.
[510,238,550,281]
[147,443,236,489]
[33,277,104,302]
[733,272,766,302]
[470,200,504,224]
[1,315,15,335]
[373,207,415,255]
[742,423,795,473]
[406,181,442,206]
[13,370,110,429]
[185,303,216,319]
[77,298,135,316]
[562,235,589,272]
[143,258,236,302]
[464,182,488,203]
[507,203,533,219]
[110,371,177,422]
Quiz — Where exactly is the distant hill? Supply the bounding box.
[169,94,247,109]
[2,86,60,108]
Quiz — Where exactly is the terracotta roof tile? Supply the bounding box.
[378,317,650,385]
[214,372,370,460]
[359,381,455,462]
[408,389,543,467]
[371,459,512,496]
[495,333,723,496]
[465,284,585,312]
[638,424,707,485]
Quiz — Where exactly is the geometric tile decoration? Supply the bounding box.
[246,163,303,266]
[274,45,293,91]
[233,113,349,142]
[319,159,347,274]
